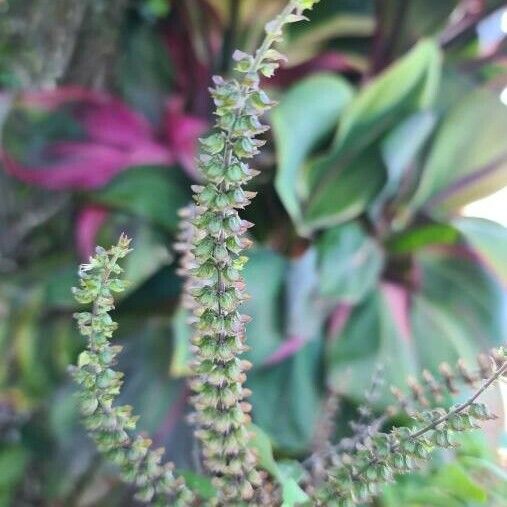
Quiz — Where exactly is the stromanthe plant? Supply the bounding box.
[70,1,507,506]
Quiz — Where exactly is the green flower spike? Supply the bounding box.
[71,234,194,507]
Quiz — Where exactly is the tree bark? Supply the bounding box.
[2,0,128,89]
[63,0,129,89]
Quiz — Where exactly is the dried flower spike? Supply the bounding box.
[184,0,320,503]
[71,234,194,506]
[313,350,506,506]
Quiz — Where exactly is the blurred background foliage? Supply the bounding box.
[0,0,507,505]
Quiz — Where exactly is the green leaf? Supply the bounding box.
[121,225,173,293]
[411,296,479,370]
[287,0,373,67]
[11,289,52,396]
[303,147,386,230]
[177,470,216,500]
[382,111,436,179]
[114,318,186,434]
[119,263,181,313]
[453,217,507,286]
[287,12,374,68]
[462,456,507,483]
[374,111,436,211]
[44,264,79,309]
[0,445,28,489]
[412,88,507,212]
[385,223,459,254]
[382,481,461,507]
[169,307,192,377]
[92,166,191,232]
[242,249,287,364]
[317,221,384,303]
[277,460,307,484]
[337,39,441,149]
[281,478,311,507]
[328,285,417,406]
[273,74,353,226]
[248,340,322,451]
[301,40,441,231]
[249,424,279,478]
[245,251,325,450]
[143,0,171,18]
[286,248,328,342]
[434,463,487,503]
[249,424,310,507]
[412,249,504,368]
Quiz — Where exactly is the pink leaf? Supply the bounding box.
[328,304,352,338]
[75,99,156,148]
[20,86,104,110]
[2,88,173,190]
[380,282,412,344]
[2,141,172,190]
[75,205,109,260]
[263,335,307,366]
[2,143,124,189]
[164,97,208,179]
[21,87,155,147]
